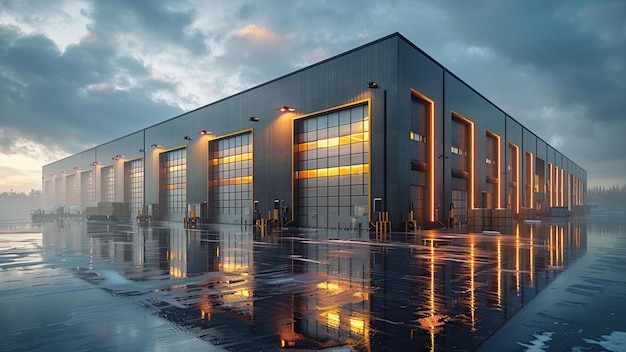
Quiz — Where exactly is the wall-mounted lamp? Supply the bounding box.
[250,116,260,122]
[112,155,124,160]
[199,130,213,135]
[184,136,193,140]
[139,148,147,152]
[74,167,82,171]
[89,161,100,166]
[279,106,296,112]
[151,144,161,149]
[367,81,379,89]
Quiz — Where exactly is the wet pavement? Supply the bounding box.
[478,220,626,351]
[1,217,625,351]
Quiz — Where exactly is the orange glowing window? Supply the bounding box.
[295,132,369,152]
[213,152,252,165]
[295,164,370,179]
[327,312,340,328]
[212,176,252,186]
[350,318,365,335]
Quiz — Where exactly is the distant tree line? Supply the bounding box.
[0,190,42,220]
[587,185,626,212]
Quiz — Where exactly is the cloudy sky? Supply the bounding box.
[1,0,625,192]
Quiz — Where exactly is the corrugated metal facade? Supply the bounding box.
[42,33,587,228]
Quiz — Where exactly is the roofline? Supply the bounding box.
[44,32,586,172]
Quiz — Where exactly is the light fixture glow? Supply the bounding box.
[528,152,534,207]
[279,106,295,112]
[488,131,502,209]
[470,121,475,209]
[184,136,193,140]
[150,144,161,149]
[411,89,436,222]
[199,130,212,135]
[139,148,147,152]
[510,143,520,215]
[367,81,378,89]
[452,112,475,210]
[249,116,260,122]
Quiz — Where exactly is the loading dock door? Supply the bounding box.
[452,189,467,224]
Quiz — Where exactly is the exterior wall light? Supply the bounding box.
[199,130,212,135]
[74,167,82,170]
[151,144,161,149]
[250,116,260,122]
[139,148,147,152]
[89,161,100,166]
[367,81,378,88]
[280,106,296,112]
[112,155,124,160]
[184,136,193,140]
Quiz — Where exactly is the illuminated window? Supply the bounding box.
[294,104,369,227]
[124,159,143,218]
[159,148,187,216]
[101,166,115,202]
[451,146,467,156]
[451,113,474,213]
[81,171,94,207]
[410,131,427,143]
[65,174,76,206]
[486,131,501,208]
[209,132,253,221]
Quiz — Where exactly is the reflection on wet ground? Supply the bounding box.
[0,219,597,351]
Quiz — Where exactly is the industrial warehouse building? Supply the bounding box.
[42,33,587,230]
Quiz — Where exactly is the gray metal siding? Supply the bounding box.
[42,33,587,226]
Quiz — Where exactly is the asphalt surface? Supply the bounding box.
[478,220,626,351]
[2,218,626,351]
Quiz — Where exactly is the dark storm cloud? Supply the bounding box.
[87,0,207,56]
[0,25,182,155]
[1,0,624,187]
[429,0,626,183]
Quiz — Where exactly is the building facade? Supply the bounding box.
[42,33,587,229]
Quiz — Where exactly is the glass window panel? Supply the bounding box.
[339,110,351,125]
[294,103,369,227]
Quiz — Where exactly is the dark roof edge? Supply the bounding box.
[45,32,585,173]
[148,33,404,129]
[43,34,402,169]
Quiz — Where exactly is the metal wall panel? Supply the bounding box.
[42,33,587,228]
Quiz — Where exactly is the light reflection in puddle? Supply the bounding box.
[1,219,591,351]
